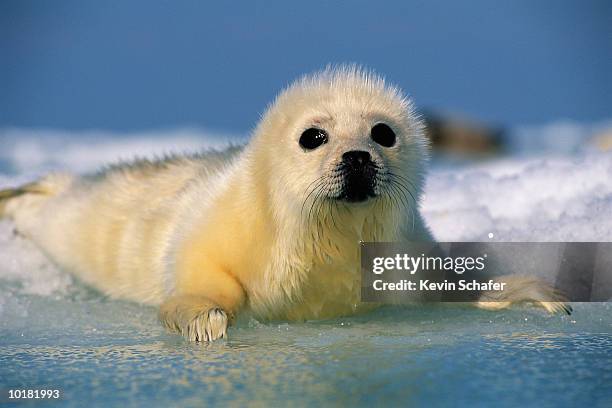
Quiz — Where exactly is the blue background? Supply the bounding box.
[1,0,611,132]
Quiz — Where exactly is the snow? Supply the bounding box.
[423,153,612,241]
[0,127,244,177]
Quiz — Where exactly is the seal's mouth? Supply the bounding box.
[333,150,379,203]
[335,176,378,203]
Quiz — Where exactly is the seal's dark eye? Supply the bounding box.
[299,128,328,150]
[371,123,396,147]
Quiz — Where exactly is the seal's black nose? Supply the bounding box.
[338,150,377,203]
[342,151,371,169]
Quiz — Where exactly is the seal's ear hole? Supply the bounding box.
[299,128,329,150]
[371,123,396,148]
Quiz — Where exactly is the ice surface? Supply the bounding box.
[0,126,610,407]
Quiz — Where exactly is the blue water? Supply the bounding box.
[1,292,610,407]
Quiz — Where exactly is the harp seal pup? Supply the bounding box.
[0,67,569,342]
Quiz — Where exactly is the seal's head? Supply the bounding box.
[252,65,429,229]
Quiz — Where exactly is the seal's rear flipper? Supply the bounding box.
[0,174,73,219]
[0,183,45,218]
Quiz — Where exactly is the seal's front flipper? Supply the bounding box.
[159,295,231,342]
[476,275,572,315]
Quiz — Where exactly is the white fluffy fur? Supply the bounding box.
[0,66,568,341]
